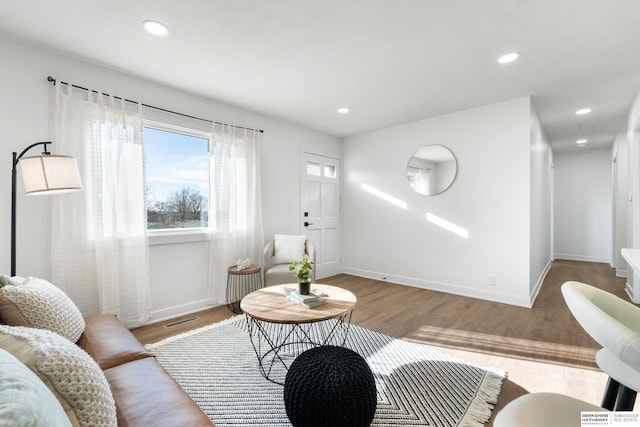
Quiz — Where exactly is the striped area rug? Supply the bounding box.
[146,316,505,427]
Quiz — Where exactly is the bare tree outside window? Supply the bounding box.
[147,187,207,228]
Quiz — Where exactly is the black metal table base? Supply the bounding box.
[245,312,353,385]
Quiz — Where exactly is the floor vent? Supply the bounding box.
[164,317,200,328]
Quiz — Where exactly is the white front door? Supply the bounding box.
[301,152,341,279]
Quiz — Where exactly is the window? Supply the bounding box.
[144,123,209,230]
[306,161,321,176]
[324,163,337,178]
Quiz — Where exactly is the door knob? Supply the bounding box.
[304,221,314,227]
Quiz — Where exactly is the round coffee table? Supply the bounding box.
[240,284,357,385]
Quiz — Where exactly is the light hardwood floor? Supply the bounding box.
[132,260,631,425]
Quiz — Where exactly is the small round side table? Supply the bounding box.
[226,264,262,314]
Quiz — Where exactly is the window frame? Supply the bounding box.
[143,120,212,244]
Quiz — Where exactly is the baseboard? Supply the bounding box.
[342,266,532,308]
[617,268,628,278]
[529,260,552,306]
[554,254,612,264]
[145,299,217,326]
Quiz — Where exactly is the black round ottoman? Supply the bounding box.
[283,345,377,427]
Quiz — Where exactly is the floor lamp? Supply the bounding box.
[11,141,82,276]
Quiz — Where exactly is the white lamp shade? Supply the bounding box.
[19,155,82,194]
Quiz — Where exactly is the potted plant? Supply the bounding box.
[289,258,313,295]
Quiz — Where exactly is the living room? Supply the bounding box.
[2,1,639,326]
[2,2,640,425]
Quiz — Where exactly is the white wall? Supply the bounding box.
[0,35,341,322]
[554,148,612,264]
[342,97,538,307]
[612,132,629,276]
[624,88,640,296]
[529,102,553,298]
[628,88,640,250]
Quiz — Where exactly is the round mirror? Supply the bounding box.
[407,145,457,195]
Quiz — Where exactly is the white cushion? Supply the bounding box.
[0,277,85,342]
[0,325,117,427]
[265,263,297,286]
[0,348,72,427]
[494,392,604,427]
[273,234,306,265]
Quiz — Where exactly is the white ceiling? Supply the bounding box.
[2,0,640,152]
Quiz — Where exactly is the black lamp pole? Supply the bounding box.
[11,141,52,276]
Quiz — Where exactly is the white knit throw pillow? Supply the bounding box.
[0,277,84,342]
[0,325,117,427]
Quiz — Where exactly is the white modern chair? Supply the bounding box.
[263,234,316,286]
[562,280,640,411]
[494,392,605,427]
[495,281,640,426]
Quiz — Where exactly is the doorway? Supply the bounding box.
[300,152,341,279]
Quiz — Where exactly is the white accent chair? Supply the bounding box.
[494,392,605,427]
[263,235,316,287]
[494,281,640,426]
[562,280,640,410]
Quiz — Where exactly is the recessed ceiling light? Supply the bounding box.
[498,52,520,64]
[576,139,588,145]
[337,107,350,114]
[143,20,169,36]
[576,108,592,115]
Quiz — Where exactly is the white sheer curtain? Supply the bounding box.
[208,123,264,305]
[51,83,152,328]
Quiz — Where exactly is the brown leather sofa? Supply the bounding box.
[78,314,214,427]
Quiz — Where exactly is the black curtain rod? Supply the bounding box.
[47,76,264,134]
